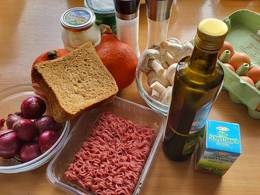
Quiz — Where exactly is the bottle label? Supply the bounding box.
[182,130,202,156]
[190,102,212,133]
[167,102,213,157]
[168,126,203,157]
[181,102,212,156]
[168,126,189,137]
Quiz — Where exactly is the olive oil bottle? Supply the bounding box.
[163,18,228,161]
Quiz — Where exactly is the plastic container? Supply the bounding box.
[217,10,260,119]
[47,96,166,195]
[0,84,70,173]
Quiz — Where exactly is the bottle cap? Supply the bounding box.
[195,18,228,51]
[60,7,96,31]
[146,0,174,21]
[114,0,140,20]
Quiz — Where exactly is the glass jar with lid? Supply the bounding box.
[84,0,117,33]
[60,7,101,51]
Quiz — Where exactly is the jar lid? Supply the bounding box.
[60,7,96,30]
[85,0,115,14]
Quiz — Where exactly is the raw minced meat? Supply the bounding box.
[64,112,155,195]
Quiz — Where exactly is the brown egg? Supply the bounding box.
[247,66,260,83]
[223,63,235,72]
[218,41,235,58]
[256,104,260,112]
[230,52,251,70]
[240,76,254,86]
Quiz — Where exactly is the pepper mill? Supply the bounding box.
[114,0,141,57]
[145,0,174,49]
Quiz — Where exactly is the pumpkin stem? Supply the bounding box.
[47,50,57,60]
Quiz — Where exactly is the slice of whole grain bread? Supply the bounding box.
[31,42,118,122]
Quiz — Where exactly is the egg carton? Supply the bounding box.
[218,9,260,119]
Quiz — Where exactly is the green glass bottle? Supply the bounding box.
[163,18,228,161]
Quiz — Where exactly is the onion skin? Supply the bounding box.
[38,130,59,153]
[13,119,37,141]
[19,143,41,162]
[0,119,5,129]
[35,115,61,134]
[21,96,46,119]
[6,113,22,129]
[0,130,21,159]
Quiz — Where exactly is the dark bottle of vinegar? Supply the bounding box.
[163,18,228,161]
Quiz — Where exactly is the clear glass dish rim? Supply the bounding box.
[0,83,71,173]
[46,96,166,195]
[135,60,169,116]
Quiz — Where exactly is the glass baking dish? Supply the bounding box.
[47,96,166,195]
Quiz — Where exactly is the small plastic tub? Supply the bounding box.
[47,96,166,194]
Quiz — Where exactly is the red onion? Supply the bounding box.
[13,119,37,141]
[0,118,5,129]
[21,96,46,119]
[35,115,61,133]
[19,143,41,162]
[0,129,21,158]
[39,130,59,153]
[6,113,22,129]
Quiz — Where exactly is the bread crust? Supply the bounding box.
[31,42,118,122]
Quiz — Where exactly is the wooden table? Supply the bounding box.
[0,0,259,194]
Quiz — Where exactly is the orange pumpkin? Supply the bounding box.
[96,33,138,90]
[32,49,69,66]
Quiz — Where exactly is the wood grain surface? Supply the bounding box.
[0,0,259,195]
